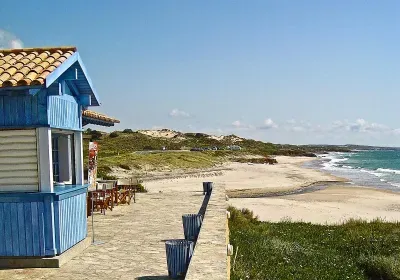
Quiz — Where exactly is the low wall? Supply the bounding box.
[185,184,229,280]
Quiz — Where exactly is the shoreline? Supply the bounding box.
[144,156,400,224]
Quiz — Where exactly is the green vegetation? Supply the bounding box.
[136,183,147,193]
[82,129,352,177]
[83,129,351,157]
[98,151,224,171]
[229,207,400,280]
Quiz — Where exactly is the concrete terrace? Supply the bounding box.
[0,185,222,280]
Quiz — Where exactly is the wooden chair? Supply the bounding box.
[89,190,107,214]
[117,178,136,205]
[97,180,117,210]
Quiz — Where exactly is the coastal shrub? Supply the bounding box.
[89,130,103,140]
[97,166,113,179]
[229,206,400,280]
[143,146,155,150]
[101,174,117,180]
[358,255,400,280]
[118,164,131,170]
[136,183,148,193]
[122,129,134,133]
[212,150,230,157]
[109,131,119,138]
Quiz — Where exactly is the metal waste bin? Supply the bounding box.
[202,181,213,195]
[165,239,194,279]
[202,182,207,195]
[182,214,203,241]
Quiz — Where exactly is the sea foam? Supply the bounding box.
[377,168,400,175]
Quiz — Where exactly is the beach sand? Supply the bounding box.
[145,156,400,224]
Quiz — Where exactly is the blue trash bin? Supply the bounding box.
[182,214,203,241]
[165,239,194,279]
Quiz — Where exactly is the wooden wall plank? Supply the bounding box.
[0,164,37,172]
[38,91,47,125]
[0,170,37,178]
[0,96,4,126]
[31,202,39,256]
[38,202,45,256]
[17,203,26,256]
[0,178,39,185]
[10,203,20,256]
[4,203,12,256]
[60,200,65,252]
[0,150,37,157]
[0,137,36,144]
[16,96,24,126]
[24,203,33,256]
[31,95,38,125]
[24,96,32,126]
[0,129,36,137]
[0,143,37,151]
[4,97,11,126]
[0,204,4,255]
[54,201,60,253]
[0,157,37,164]
[8,96,16,126]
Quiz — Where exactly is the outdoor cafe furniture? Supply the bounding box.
[97,180,118,209]
[87,180,117,216]
[117,178,138,204]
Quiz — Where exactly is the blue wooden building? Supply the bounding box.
[0,46,119,257]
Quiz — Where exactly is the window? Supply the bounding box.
[51,132,75,184]
[52,135,60,183]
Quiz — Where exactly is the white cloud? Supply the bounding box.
[0,29,23,49]
[230,120,254,130]
[331,119,390,133]
[232,120,242,128]
[284,119,311,132]
[151,125,165,130]
[258,118,278,129]
[169,109,190,118]
[10,39,23,49]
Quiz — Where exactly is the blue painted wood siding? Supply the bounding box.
[0,202,46,256]
[47,95,80,130]
[0,91,47,127]
[54,192,87,254]
[0,190,87,257]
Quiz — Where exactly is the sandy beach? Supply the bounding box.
[145,156,400,224]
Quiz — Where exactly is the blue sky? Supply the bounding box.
[1,1,400,146]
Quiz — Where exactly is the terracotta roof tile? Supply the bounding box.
[82,110,120,124]
[0,46,77,88]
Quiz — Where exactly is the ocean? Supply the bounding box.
[304,150,400,192]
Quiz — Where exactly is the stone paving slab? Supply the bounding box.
[0,190,204,280]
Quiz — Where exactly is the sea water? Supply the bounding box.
[304,150,400,192]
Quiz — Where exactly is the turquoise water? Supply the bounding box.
[306,150,400,191]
